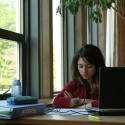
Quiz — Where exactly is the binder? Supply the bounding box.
[0,100,46,119]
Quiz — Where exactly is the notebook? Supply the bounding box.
[86,67,125,115]
[0,100,46,119]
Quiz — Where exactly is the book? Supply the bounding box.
[0,100,46,119]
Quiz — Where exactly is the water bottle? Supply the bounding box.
[11,80,22,97]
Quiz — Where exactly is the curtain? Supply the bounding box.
[113,4,125,67]
[106,3,125,67]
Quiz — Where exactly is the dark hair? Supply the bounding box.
[71,44,105,94]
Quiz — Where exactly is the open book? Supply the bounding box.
[0,100,46,119]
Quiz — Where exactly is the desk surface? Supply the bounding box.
[0,99,125,125]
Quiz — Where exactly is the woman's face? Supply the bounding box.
[77,57,96,83]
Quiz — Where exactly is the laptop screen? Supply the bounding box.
[99,67,125,109]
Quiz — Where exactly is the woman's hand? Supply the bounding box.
[63,91,89,107]
[85,103,92,108]
[64,91,73,98]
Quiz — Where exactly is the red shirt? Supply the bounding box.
[53,80,98,108]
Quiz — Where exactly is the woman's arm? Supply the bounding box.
[53,80,75,108]
[71,98,86,107]
[53,80,88,108]
[53,80,86,107]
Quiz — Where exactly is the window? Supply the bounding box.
[0,38,17,93]
[106,7,115,67]
[0,0,24,95]
[53,0,62,92]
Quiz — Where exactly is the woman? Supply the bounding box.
[53,44,105,108]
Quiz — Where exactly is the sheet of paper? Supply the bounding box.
[47,108,88,115]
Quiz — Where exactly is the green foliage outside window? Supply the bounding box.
[0,0,16,91]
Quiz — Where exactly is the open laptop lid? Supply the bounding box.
[99,67,125,110]
[86,67,125,115]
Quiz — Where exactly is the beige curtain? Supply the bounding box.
[39,0,53,98]
[74,4,87,51]
[113,4,125,67]
[98,11,107,58]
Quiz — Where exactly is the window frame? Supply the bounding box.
[0,0,25,98]
[0,28,25,97]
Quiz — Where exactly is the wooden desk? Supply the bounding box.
[0,99,125,125]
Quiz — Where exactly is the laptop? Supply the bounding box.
[86,67,125,115]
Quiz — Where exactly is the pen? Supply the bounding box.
[88,114,100,121]
[2,89,10,95]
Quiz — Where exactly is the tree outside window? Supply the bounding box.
[0,0,21,94]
